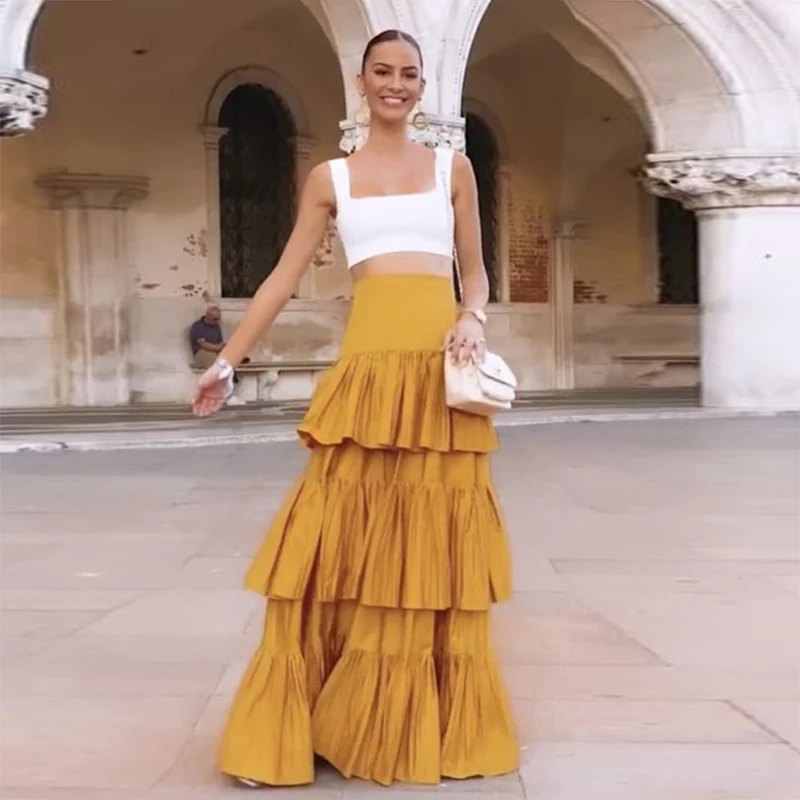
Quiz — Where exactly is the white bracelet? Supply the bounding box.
[461,308,487,326]
[215,357,234,379]
[214,358,235,399]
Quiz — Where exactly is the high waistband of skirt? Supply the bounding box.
[341,273,457,357]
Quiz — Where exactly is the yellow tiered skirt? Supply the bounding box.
[219,275,519,787]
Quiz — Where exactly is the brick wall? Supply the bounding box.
[508,196,550,303]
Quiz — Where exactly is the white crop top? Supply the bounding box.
[328,147,455,268]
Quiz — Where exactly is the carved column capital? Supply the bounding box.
[408,115,467,152]
[0,70,49,137]
[35,173,150,210]
[642,153,800,209]
[339,114,467,154]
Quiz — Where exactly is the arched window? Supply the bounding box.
[218,84,296,298]
[464,112,500,302]
[657,197,698,304]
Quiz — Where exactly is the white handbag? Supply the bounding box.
[444,351,518,416]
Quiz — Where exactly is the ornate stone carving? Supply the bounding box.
[0,71,49,136]
[642,155,800,209]
[339,114,467,153]
[408,115,467,152]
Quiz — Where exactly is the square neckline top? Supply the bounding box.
[342,148,439,202]
[327,147,456,269]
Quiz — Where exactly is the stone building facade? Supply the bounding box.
[1,0,798,409]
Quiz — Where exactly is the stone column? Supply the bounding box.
[35,173,149,406]
[497,162,512,303]
[295,134,318,299]
[0,71,48,136]
[550,217,589,390]
[199,124,228,299]
[339,113,467,153]
[644,154,800,410]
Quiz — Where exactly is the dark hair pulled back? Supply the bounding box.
[361,29,424,73]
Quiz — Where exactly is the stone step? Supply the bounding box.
[0,387,699,437]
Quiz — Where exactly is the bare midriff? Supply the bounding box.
[351,252,453,283]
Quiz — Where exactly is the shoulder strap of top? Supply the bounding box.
[327,158,351,206]
[436,147,456,200]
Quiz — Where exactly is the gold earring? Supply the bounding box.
[354,95,370,126]
[412,102,429,131]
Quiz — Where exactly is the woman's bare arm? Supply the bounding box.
[452,152,490,312]
[217,164,334,367]
[443,152,490,365]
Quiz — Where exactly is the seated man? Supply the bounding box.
[189,304,246,405]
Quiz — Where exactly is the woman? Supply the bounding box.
[193,29,519,788]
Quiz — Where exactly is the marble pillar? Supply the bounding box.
[35,173,149,406]
[644,154,800,410]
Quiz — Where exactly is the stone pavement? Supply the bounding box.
[1,417,799,800]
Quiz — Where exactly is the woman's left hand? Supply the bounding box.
[192,361,233,418]
[443,314,486,366]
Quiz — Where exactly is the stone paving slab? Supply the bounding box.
[1,417,799,799]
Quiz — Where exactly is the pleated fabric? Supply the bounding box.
[219,274,519,787]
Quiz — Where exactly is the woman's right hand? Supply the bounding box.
[192,361,233,418]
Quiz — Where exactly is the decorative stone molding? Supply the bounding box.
[0,70,48,136]
[409,115,467,152]
[339,114,467,153]
[642,154,800,209]
[35,173,150,210]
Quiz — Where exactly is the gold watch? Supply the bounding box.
[462,308,487,326]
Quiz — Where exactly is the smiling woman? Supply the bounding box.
[198,27,519,790]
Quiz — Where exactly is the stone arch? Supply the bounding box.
[440,0,800,154]
[462,96,510,162]
[0,0,376,129]
[205,66,311,137]
[215,83,298,298]
[0,0,43,72]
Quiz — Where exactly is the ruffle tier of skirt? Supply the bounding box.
[219,600,519,787]
[244,441,512,610]
[298,350,498,453]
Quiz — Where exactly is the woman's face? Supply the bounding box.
[358,39,424,125]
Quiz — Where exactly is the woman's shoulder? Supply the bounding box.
[302,161,339,208]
